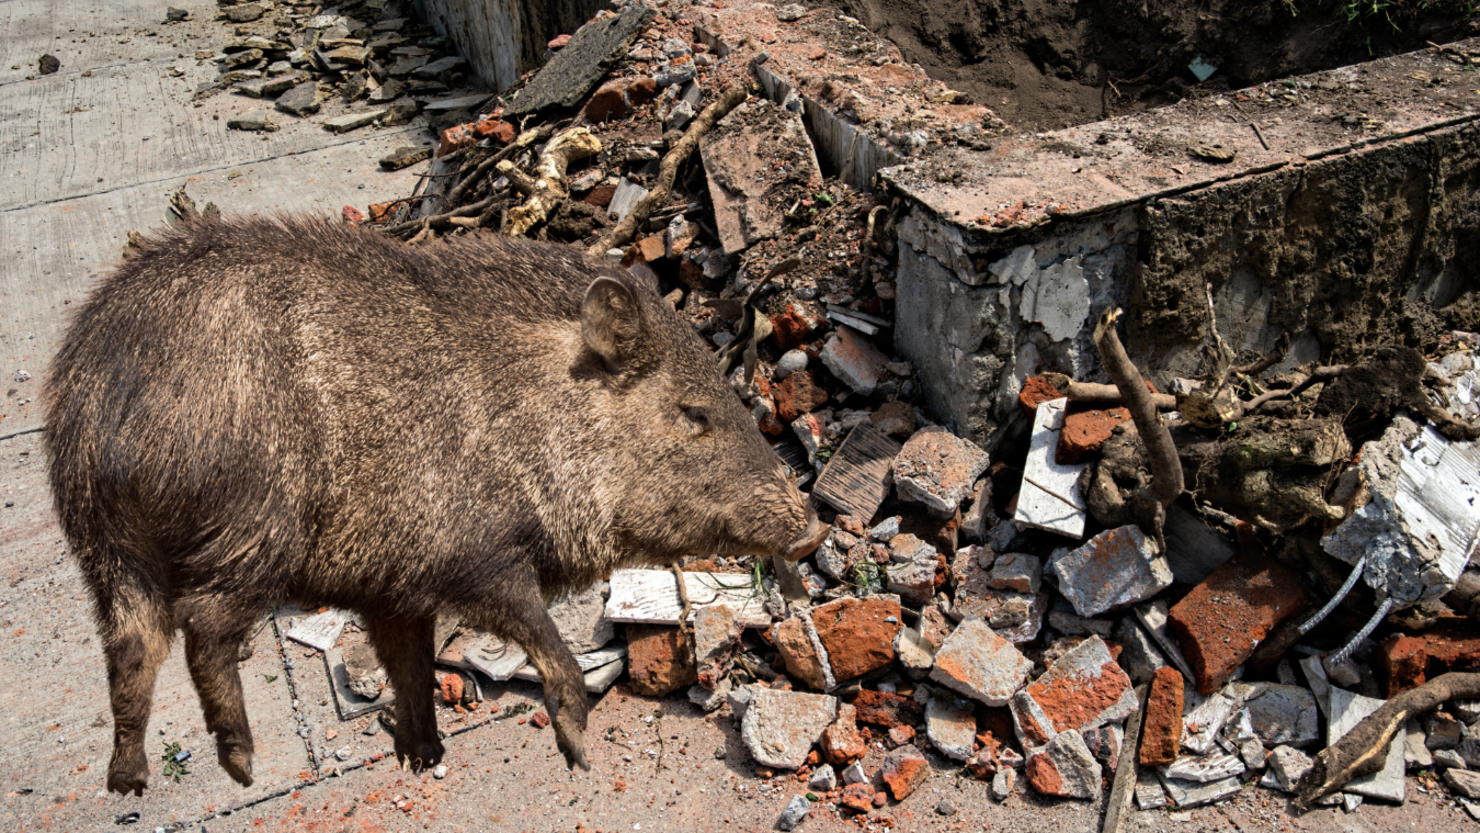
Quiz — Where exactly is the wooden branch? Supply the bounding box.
[444,124,557,207]
[503,128,602,238]
[383,194,499,239]
[1101,686,1148,833]
[586,85,749,257]
[1093,308,1183,509]
[1296,672,1480,808]
[1043,373,1178,410]
[1246,365,1348,413]
[1233,332,1291,377]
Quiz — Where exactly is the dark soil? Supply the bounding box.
[820,0,1478,130]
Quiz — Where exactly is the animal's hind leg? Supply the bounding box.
[177,595,263,787]
[364,614,443,770]
[99,584,174,796]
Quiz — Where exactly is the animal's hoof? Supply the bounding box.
[106,748,149,796]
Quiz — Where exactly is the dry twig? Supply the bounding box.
[500,127,602,237]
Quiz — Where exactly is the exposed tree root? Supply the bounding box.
[1296,672,1480,808]
[500,128,602,238]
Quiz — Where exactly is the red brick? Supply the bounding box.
[367,201,394,223]
[677,259,710,290]
[581,184,616,208]
[625,624,697,696]
[472,118,515,144]
[585,79,632,122]
[849,689,923,729]
[1054,405,1131,465]
[812,597,902,681]
[887,725,915,747]
[548,33,571,48]
[819,703,866,766]
[1168,552,1308,695]
[770,306,813,351]
[530,710,550,729]
[1139,667,1183,766]
[634,235,665,263]
[1377,622,1480,697]
[626,76,657,107]
[773,370,828,422]
[440,672,463,704]
[880,744,929,800]
[840,783,874,812]
[341,205,364,225]
[1018,376,1062,416]
[437,123,475,157]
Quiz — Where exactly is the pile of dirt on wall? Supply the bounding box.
[821,0,1478,130]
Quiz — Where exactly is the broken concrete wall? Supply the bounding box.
[891,117,1480,448]
[413,0,606,91]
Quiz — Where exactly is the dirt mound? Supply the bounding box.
[823,0,1476,130]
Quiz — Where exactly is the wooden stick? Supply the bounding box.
[586,85,748,257]
[1093,308,1183,509]
[1101,685,1148,833]
[1296,672,1480,808]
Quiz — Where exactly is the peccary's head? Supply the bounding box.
[566,269,827,567]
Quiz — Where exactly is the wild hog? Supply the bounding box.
[44,217,827,795]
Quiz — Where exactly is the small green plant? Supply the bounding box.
[851,561,882,595]
[161,742,189,782]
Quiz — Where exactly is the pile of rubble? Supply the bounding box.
[224,0,1480,827]
[182,0,476,136]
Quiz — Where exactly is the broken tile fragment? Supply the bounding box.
[741,688,839,769]
[1155,773,1242,808]
[930,618,1032,706]
[323,109,386,132]
[988,553,1041,594]
[821,325,888,397]
[1168,552,1308,694]
[1162,752,1245,783]
[810,423,901,521]
[1014,398,1087,538]
[1049,525,1172,617]
[880,744,931,800]
[1244,683,1319,747]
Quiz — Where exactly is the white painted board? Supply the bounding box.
[604,568,773,628]
[1014,398,1087,538]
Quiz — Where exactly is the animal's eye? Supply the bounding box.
[679,405,710,436]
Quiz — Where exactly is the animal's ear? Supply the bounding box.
[581,276,644,373]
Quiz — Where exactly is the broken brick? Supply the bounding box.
[892,426,990,516]
[582,184,617,208]
[819,702,866,766]
[839,782,874,812]
[1009,635,1136,750]
[1376,622,1480,697]
[1024,730,1101,800]
[633,235,666,264]
[774,370,829,422]
[437,123,476,158]
[440,672,463,705]
[1139,667,1183,766]
[880,744,930,800]
[1055,406,1131,465]
[472,118,515,144]
[1018,376,1063,417]
[770,306,813,351]
[811,596,901,681]
[930,618,1033,706]
[850,689,924,729]
[341,205,365,225]
[625,624,697,696]
[1168,552,1309,695]
[771,616,828,691]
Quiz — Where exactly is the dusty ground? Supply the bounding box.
[823,0,1478,130]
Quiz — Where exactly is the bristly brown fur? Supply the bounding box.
[44,215,816,793]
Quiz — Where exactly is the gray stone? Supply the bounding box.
[929,617,1032,706]
[1045,610,1113,638]
[380,99,418,127]
[508,8,656,116]
[988,553,1041,594]
[727,682,763,722]
[990,597,1031,629]
[323,109,386,133]
[549,584,612,654]
[842,760,867,785]
[1049,525,1171,617]
[1329,687,1406,803]
[992,767,1015,801]
[1405,719,1434,769]
[821,326,888,397]
[893,626,935,678]
[688,677,732,712]
[1459,736,1480,768]
[1245,684,1319,747]
[235,71,307,98]
[885,545,937,606]
[809,763,836,792]
[776,3,807,21]
[741,688,838,769]
[692,603,741,690]
[1266,745,1313,792]
[892,426,990,515]
[1456,699,1480,723]
[607,177,648,222]
[412,55,466,79]
[327,45,370,66]
[226,109,278,131]
[777,795,811,831]
[925,692,977,762]
[274,81,321,116]
[774,349,809,380]
[379,145,432,171]
[1428,713,1465,749]
[665,99,695,131]
[1446,768,1480,799]
[1112,616,1167,685]
[1434,748,1467,769]
[870,516,901,542]
[369,78,406,103]
[224,3,264,23]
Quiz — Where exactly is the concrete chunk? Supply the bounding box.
[1266,745,1314,792]
[1244,683,1319,747]
[1014,398,1087,538]
[1024,730,1101,800]
[701,99,822,254]
[929,617,1032,706]
[549,583,613,654]
[821,325,888,397]
[925,692,977,762]
[892,426,990,516]
[507,7,655,115]
[1010,635,1137,750]
[741,688,839,769]
[1049,525,1172,617]
[322,109,385,132]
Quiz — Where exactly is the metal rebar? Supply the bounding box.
[1330,595,1394,666]
[1297,551,1370,636]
